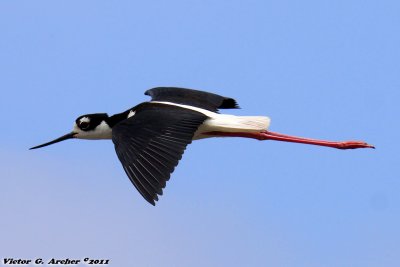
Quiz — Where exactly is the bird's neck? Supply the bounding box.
[107,110,131,128]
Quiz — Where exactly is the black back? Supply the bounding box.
[145,87,239,112]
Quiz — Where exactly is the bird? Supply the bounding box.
[30,87,374,205]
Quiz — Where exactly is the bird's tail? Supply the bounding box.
[225,116,271,132]
[194,115,270,140]
[200,114,270,133]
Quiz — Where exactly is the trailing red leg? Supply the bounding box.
[203,131,374,150]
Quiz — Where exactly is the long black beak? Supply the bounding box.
[30,132,77,150]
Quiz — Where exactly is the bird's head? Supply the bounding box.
[30,113,112,150]
[73,113,112,139]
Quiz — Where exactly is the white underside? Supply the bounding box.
[150,101,271,140]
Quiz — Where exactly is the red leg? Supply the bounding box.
[203,131,374,150]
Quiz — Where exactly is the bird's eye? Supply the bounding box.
[79,121,90,130]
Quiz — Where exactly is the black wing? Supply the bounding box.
[112,104,207,205]
[145,87,239,112]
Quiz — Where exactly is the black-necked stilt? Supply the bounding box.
[30,87,374,205]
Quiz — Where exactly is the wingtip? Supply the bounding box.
[147,195,157,206]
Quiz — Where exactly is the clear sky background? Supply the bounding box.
[0,1,399,266]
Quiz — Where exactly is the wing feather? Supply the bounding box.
[112,105,207,205]
[145,87,239,112]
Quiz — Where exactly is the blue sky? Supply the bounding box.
[0,1,399,266]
